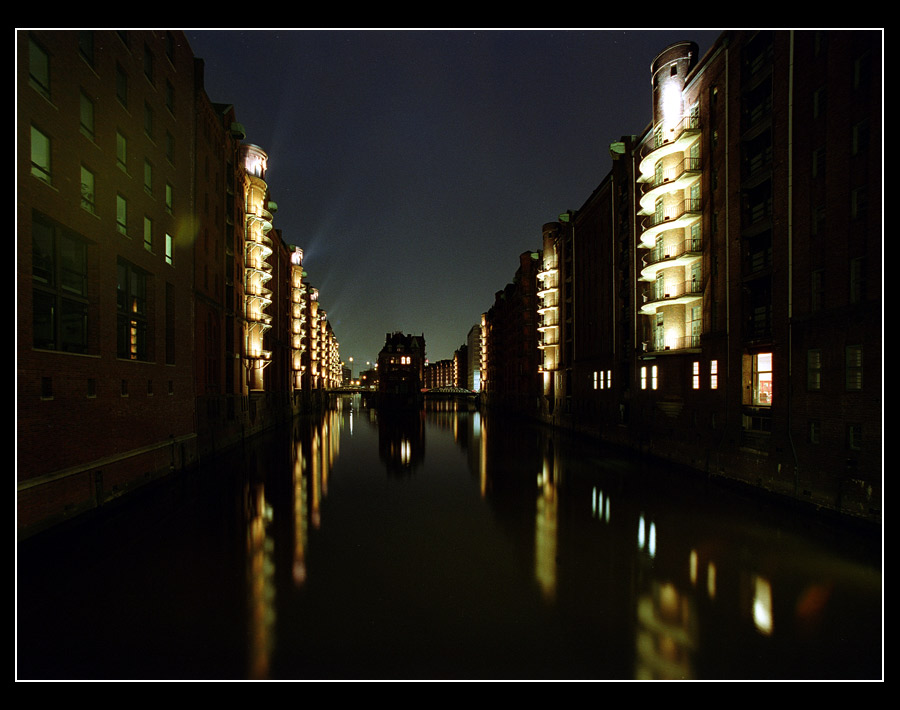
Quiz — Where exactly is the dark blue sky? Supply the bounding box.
[185,29,722,369]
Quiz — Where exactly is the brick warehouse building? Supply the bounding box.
[17,31,342,537]
[482,30,881,521]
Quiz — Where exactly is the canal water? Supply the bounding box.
[17,396,882,680]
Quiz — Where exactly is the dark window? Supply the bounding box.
[32,212,89,353]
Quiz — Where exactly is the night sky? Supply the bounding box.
[185,29,722,370]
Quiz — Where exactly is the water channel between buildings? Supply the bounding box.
[17,395,883,681]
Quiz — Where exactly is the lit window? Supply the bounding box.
[692,361,700,389]
[116,131,127,171]
[641,366,647,390]
[116,194,127,235]
[651,365,658,390]
[143,216,152,252]
[117,259,148,360]
[807,350,822,390]
[606,370,612,389]
[710,360,718,389]
[752,353,773,405]
[165,233,173,265]
[845,346,863,390]
[165,183,173,214]
[31,125,51,184]
[593,371,598,390]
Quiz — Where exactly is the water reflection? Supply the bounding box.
[16,399,881,680]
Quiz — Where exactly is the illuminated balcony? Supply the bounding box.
[643,334,701,354]
[639,158,701,214]
[640,238,703,281]
[639,199,702,248]
[638,116,701,180]
[640,279,703,314]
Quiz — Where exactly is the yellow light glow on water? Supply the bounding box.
[753,575,774,635]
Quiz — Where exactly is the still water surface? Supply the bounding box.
[17,396,882,680]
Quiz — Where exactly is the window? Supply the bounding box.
[32,212,89,353]
[851,187,868,221]
[165,233,173,265]
[165,131,175,163]
[144,102,154,139]
[115,63,128,107]
[116,194,128,235]
[80,166,95,213]
[593,371,598,390]
[605,370,612,389]
[654,311,665,350]
[144,159,153,194]
[847,424,862,451]
[845,345,863,391]
[748,352,773,405]
[79,92,94,140]
[692,361,700,389]
[143,44,154,83]
[641,366,647,390]
[29,37,50,99]
[165,32,175,61]
[651,365,658,390]
[30,125,51,184]
[116,131,127,172]
[809,420,821,444]
[165,183,173,214]
[143,216,153,252]
[852,120,870,157]
[165,283,175,364]
[811,269,824,312]
[812,146,826,178]
[78,31,94,66]
[117,259,148,360]
[165,80,174,114]
[710,360,718,389]
[850,257,866,304]
[807,349,822,390]
[813,87,826,119]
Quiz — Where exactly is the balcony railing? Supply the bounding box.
[642,237,703,268]
[643,334,701,353]
[641,116,702,162]
[643,278,703,306]
[644,157,701,194]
